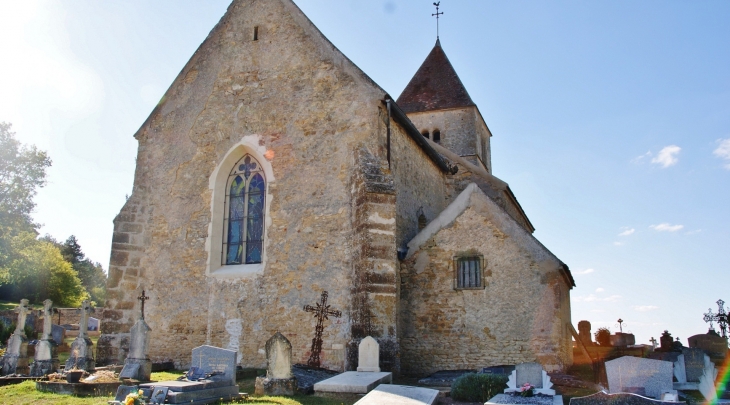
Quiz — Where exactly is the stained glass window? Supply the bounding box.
[224,155,266,265]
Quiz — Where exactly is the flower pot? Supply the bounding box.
[66,370,84,383]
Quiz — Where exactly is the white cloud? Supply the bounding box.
[618,228,635,237]
[714,138,730,169]
[634,305,659,312]
[651,145,681,168]
[632,151,652,164]
[574,294,622,302]
[575,268,595,275]
[595,288,605,293]
[650,223,684,232]
[686,229,702,235]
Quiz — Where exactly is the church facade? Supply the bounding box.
[98,0,575,375]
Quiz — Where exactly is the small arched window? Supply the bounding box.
[433,130,441,143]
[223,155,265,265]
[421,130,430,139]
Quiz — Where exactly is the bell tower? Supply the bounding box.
[396,39,493,173]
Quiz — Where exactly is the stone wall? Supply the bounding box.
[406,106,492,173]
[399,187,573,375]
[100,0,392,370]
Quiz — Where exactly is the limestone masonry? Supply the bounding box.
[99,0,575,375]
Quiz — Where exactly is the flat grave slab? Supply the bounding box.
[314,371,392,394]
[488,393,563,405]
[36,381,122,397]
[353,384,439,405]
[417,370,474,387]
[568,391,685,405]
[292,364,339,394]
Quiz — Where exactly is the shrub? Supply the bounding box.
[451,373,509,402]
[595,327,611,346]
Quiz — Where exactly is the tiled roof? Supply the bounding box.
[396,39,475,113]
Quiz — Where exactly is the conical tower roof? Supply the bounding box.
[396,39,475,113]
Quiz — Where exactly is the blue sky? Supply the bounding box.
[0,1,728,347]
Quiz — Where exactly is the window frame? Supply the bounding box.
[453,255,486,290]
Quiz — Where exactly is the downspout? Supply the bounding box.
[386,98,392,168]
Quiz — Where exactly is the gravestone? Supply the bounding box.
[64,300,95,372]
[357,336,380,372]
[578,320,593,346]
[136,345,239,405]
[30,299,59,376]
[255,332,297,396]
[659,331,677,352]
[688,330,727,362]
[504,362,555,396]
[680,348,705,382]
[354,384,439,405]
[51,324,66,346]
[569,391,685,405]
[88,317,100,331]
[697,354,719,402]
[120,290,152,382]
[610,332,636,347]
[605,356,673,399]
[113,385,140,403]
[1,299,31,375]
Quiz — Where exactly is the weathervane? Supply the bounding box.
[432,2,444,39]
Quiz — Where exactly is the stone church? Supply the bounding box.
[99,0,575,375]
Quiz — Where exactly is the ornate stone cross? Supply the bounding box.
[649,337,658,349]
[78,300,92,338]
[303,291,341,368]
[703,299,729,338]
[432,2,444,39]
[138,290,150,320]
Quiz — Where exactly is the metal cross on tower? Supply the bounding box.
[649,337,658,349]
[432,2,444,39]
[617,318,624,333]
[303,291,342,368]
[703,299,729,338]
[138,290,150,320]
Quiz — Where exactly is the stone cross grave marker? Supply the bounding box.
[303,291,341,368]
[191,345,237,385]
[30,299,59,376]
[14,298,31,337]
[78,300,92,338]
[357,336,380,372]
[605,356,673,399]
[1,299,31,375]
[266,332,293,379]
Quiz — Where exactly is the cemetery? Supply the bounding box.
[0,1,728,405]
[0,292,728,404]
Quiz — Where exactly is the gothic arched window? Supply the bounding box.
[223,155,265,265]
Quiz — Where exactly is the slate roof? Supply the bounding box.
[396,39,475,113]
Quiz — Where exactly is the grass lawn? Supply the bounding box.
[0,300,43,311]
[0,372,357,405]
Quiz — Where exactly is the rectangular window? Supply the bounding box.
[454,256,484,289]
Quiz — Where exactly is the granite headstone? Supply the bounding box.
[605,356,673,399]
[681,348,705,382]
[569,391,685,405]
[190,345,237,385]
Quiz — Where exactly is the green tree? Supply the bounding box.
[0,122,51,230]
[0,122,51,286]
[61,235,106,304]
